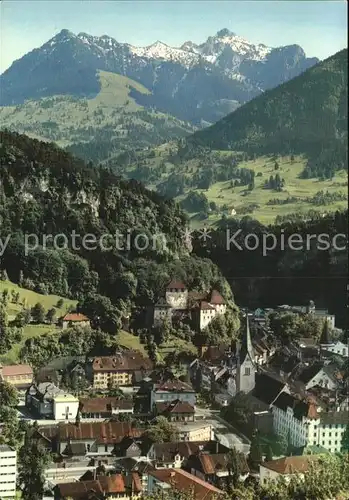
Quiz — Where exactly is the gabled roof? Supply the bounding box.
[262,455,318,475]
[151,441,230,463]
[199,301,216,311]
[210,290,225,305]
[148,468,223,499]
[166,280,187,290]
[297,361,324,384]
[155,379,194,393]
[253,372,286,406]
[1,364,33,377]
[92,351,152,372]
[40,422,142,444]
[272,393,318,420]
[79,397,133,414]
[63,312,89,322]
[55,473,142,499]
[156,399,195,415]
[320,410,349,426]
[195,452,249,476]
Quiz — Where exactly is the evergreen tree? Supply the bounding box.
[18,427,50,500]
[248,431,263,470]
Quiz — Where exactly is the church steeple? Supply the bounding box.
[239,313,254,364]
[236,313,256,395]
[320,318,332,346]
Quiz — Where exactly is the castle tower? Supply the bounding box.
[236,314,256,394]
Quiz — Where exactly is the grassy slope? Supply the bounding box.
[0,70,194,148]
[0,280,76,364]
[130,146,348,226]
[117,330,196,360]
[196,155,348,226]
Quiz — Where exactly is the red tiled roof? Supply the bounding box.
[199,301,216,311]
[210,290,225,305]
[92,351,152,372]
[1,364,33,377]
[56,473,141,499]
[166,280,187,290]
[148,468,223,499]
[155,379,194,393]
[262,455,318,475]
[79,397,133,414]
[156,399,195,415]
[41,422,142,444]
[63,313,89,322]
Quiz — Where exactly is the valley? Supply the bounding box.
[0,70,195,157]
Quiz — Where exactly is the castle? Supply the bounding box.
[153,280,227,331]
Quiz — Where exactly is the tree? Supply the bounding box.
[227,447,246,489]
[0,380,19,407]
[14,308,31,327]
[144,416,177,443]
[46,308,56,323]
[56,298,64,308]
[31,302,45,323]
[341,422,349,453]
[265,444,273,462]
[18,427,50,500]
[248,431,263,471]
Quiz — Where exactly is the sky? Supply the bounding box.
[0,0,347,73]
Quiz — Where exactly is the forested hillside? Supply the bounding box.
[0,130,233,334]
[189,49,348,179]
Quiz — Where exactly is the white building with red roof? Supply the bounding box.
[0,363,33,389]
[62,312,90,330]
[154,280,226,331]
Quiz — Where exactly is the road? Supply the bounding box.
[195,407,250,454]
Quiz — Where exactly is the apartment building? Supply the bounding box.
[0,363,33,390]
[92,351,152,390]
[0,445,17,499]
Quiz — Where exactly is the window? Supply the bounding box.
[244,367,251,376]
[105,445,108,452]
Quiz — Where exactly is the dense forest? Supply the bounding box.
[0,130,233,333]
[188,49,348,179]
[192,209,348,328]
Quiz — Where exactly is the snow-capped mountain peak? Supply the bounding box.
[128,40,200,66]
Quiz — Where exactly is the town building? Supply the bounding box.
[153,280,227,331]
[38,421,143,456]
[92,351,152,390]
[61,312,90,330]
[0,445,17,499]
[296,361,341,391]
[260,455,318,486]
[322,341,349,358]
[53,473,142,499]
[26,382,79,420]
[272,393,319,448]
[154,399,195,422]
[176,422,214,442]
[147,441,230,470]
[0,363,33,390]
[312,410,348,453]
[147,468,224,499]
[150,378,196,409]
[79,397,134,420]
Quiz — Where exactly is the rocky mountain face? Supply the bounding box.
[0,28,319,124]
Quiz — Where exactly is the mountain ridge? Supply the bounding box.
[0,28,319,124]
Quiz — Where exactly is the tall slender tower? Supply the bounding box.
[236,314,256,394]
[319,318,333,355]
